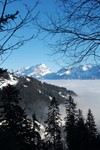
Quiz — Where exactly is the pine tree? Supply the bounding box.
[64,95,77,150]
[45,97,63,150]
[76,109,86,150]
[0,84,31,150]
[29,114,41,150]
[85,109,98,150]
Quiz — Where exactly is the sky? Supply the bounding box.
[1,0,61,72]
[1,0,98,72]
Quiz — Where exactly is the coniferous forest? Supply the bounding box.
[0,84,100,150]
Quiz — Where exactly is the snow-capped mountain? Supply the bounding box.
[55,64,100,79]
[16,64,53,78]
[16,64,100,79]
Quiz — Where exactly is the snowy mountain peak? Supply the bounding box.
[32,64,53,77]
[16,64,53,78]
[57,68,71,76]
[36,63,47,68]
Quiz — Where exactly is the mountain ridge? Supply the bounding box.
[15,64,100,79]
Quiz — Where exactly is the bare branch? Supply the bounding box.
[0,0,39,62]
[37,0,100,67]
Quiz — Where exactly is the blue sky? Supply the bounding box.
[1,0,61,72]
[1,0,98,72]
[1,37,60,71]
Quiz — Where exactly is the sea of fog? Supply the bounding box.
[43,80,100,130]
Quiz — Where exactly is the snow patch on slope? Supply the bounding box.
[65,70,71,75]
[82,64,92,71]
[0,74,18,89]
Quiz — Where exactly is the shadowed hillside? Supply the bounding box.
[0,69,76,121]
[16,77,76,120]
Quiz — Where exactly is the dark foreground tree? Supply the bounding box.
[85,109,98,150]
[97,134,100,150]
[64,95,77,150]
[29,114,42,150]
[45,97,63,150]
[76,109,87,150]
[0,84,32,150]
[37,0,100,67]
[0,0,39,62]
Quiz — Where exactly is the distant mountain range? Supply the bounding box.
[15,64,100,79]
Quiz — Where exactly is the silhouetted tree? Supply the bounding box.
[29,114,42,150]
[64,95,77,150]
[85,109,98,150]
[45,97,63,150]
[0,84,32,150]
[96,134,100,150]
[76,109,87,150]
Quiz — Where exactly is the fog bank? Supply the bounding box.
[44,80,100,130]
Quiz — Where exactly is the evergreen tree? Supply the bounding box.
[45,97,63,150]
[0,68,9,79]
[29,114,41,150]
[64,95,77,150]
[85,109,98,150]
[0,84,31,150]
[76,109,87,150]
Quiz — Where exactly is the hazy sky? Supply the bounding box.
[1,0,60,71]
